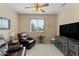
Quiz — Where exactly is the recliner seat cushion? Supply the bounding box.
[8,45,23,53]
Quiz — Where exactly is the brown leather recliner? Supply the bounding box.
[17,32,36,49]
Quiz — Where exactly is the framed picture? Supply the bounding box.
[0,17,10,30]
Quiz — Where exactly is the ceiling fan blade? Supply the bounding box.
[40,3,49,7]
[40,9,45,13]
[25,7,34,8]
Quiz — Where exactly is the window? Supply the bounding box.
[0,17,10,30]
[30,18,44,32]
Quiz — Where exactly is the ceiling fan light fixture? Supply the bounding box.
[25,3,49,13]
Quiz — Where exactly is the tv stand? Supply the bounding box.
[55,36,79,56]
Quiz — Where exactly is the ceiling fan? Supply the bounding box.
[25,3,49,13]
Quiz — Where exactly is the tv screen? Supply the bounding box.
[60,22,79,40]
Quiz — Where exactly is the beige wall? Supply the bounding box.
[57,3,79,35]
[18,14,57,43]
[0,4,18,40]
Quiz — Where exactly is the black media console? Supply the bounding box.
[55,35,79,56]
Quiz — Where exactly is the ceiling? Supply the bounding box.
[4,3,65,14]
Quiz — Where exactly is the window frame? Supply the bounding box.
[0,17,10,30]
[30,18,45,32]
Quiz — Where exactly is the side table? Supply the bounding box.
[37,35,45,43]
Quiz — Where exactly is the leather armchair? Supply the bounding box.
[17,32,36,49]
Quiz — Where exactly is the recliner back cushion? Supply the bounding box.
[21,33,28,37]
[21,33,28,40]
[22,37,28,40]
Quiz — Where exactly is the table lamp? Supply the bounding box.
[9,31,15,42]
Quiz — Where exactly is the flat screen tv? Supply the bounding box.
[60,22,79,40]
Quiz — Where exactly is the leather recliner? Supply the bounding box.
[17,32,36,49]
